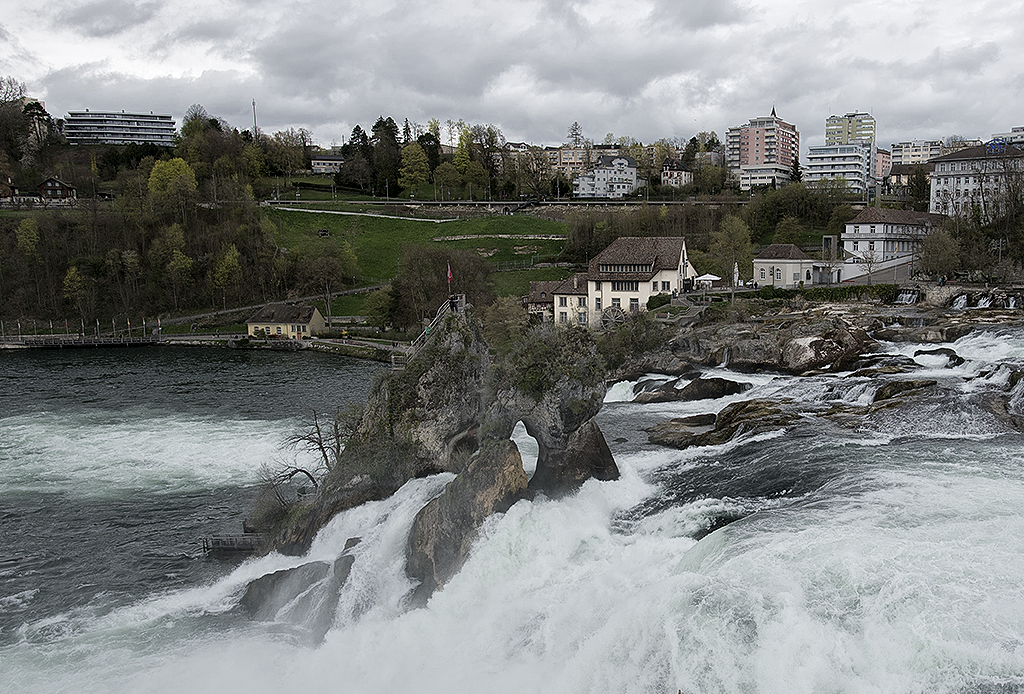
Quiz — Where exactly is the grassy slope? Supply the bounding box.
[269,210,568,276]
[268,208,572,314]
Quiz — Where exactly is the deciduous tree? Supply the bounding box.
[774,216,805,245]
[709,215,754,281]
[399,142,430,191]
[919,229,961,278]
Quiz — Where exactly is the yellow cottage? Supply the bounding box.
[246,304,326,339]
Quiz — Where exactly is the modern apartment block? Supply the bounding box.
[992,127,1024,146]
[889,140,943,166]
[726,107,800,190]
[804,143,874,195]
[825,112,876,147]
[64,110,176,146]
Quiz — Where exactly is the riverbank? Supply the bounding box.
[0,333,407,363]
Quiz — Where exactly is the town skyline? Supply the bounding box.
[3,0,1022,153]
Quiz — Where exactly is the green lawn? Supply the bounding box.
[492,267,572,298]
[267,207,573,316]
[268,208,568,284]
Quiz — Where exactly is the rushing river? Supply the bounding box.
[3,331,1024,693]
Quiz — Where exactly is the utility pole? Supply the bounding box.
[252,99,258,144]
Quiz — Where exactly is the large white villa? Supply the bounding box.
[546,236,696,326]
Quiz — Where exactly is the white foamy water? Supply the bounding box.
[5,333,1024,693]
[0,410,306,496]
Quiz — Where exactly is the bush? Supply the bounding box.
[646,293,671,310]
[597,312,667,370]
[754,284,898,303]
[498,324,605,400]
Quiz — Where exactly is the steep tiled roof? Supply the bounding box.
[928,143,1024,162]
[594,154,638,168]
[589,236,684,271]
[527,280,562,304]
[246,304,318,324]
[552,273,589,296]
[755,244,812,260]
[848,208,942,226]
[888,162,934,176]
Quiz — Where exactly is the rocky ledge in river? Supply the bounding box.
[256,311,617,606]
[613,300,1017,382]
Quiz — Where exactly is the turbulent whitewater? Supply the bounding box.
[4,332,1024,693]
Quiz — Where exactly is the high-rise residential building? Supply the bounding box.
[889,140,943,166]
[825,112,876,147]
[64,109,176,146]
[804,143,874,195]
[726,107,800,190]
[875,148,891,179]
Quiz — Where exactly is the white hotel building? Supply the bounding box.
[929,142,1024,220]
[64,110,176,146]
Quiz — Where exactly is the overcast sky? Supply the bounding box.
[3,0,1023,153]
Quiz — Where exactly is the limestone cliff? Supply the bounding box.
[264,310,619,603]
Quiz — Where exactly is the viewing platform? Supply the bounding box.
[0,335,161,349]
[203,534,264,554]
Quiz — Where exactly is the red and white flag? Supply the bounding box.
[447,262,453,283]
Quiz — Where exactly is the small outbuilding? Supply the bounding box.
[753,244,815,289]
[246,304,326,339]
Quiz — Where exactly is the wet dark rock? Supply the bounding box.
[406,439,528,604]
[914,347,965,367]
[673,316,876,373]
[609,348,695,382]
[237,554,356,642]
[647,399,798,450]
[239,562,331,621]
[678,376,752,401]
[633,378,671,394]
[529,418,619,494]
[873,379,938,403]
[634,376,752,404]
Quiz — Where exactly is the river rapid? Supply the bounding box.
[3,331,1024,693]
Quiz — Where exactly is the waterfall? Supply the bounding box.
[952,294,968,310]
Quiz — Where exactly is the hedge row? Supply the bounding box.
[753,284,899,303]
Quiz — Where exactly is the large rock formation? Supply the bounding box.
[668,314,877,374]
[404,323,618,599]
[259,311,619,605]
[406,439,528,604]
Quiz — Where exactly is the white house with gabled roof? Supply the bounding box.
[551,236,695,326]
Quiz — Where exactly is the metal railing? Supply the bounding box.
[392,294,465,370]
